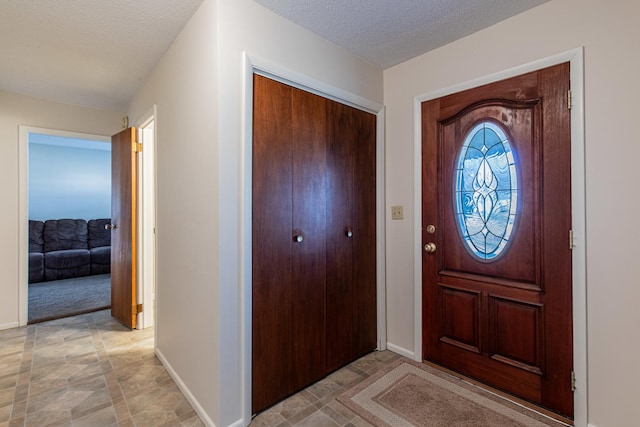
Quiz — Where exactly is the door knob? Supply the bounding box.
[345,228,353,238]
[424,242,436,253]
[293,234,304,243]
[104,224,117,230]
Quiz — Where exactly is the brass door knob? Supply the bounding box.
[424,242,436,253]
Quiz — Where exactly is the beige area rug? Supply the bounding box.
[338,358,567,427]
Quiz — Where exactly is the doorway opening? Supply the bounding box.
[18,119,157,331]
[137,114,157,330]
[19,128,112,324]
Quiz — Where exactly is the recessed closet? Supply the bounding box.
[252,74,377,413]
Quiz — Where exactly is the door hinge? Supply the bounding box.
[569,229,574,250]
[133,142,143,153]
[571,370,576,392]
[567,89,572,110]
[136,303,143,314]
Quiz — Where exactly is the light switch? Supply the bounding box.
[391,205,404,220]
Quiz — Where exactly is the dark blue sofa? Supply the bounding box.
[29,218,111,283]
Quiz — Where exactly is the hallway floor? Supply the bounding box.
[1,309,558,427]
[1,309,401,427]
[1,310,203,427]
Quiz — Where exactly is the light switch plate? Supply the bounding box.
[391,205,404,220]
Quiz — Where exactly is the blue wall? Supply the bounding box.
[29,135,111,221]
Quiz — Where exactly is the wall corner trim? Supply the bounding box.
[386,342,416,360]
[155,348,217,427]
[0,322,20,331]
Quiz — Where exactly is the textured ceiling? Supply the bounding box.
[253,0,549,69]
[0,0,203,110]
[0,0,548,111]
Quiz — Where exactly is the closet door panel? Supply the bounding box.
[291,88,328,387]
[325,101,356,372]
[352,109,378,357]
[252,75,294,413]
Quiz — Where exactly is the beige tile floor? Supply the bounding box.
[0,310,204,427]
[250,351,402,427]
[0,309,400,427]
[0,308,564,427]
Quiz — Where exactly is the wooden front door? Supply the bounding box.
[111,127,138,329]
[422,63,573,417]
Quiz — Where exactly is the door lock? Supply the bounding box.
[424,242,436,253]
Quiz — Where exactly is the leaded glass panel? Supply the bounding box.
[454,122,518,260]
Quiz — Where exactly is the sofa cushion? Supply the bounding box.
[88,219,111,249]
[29,252,44,283]
[29,220,44,253]
[43,219,88,252]
[44,249,90,281]
[90,246,111,274]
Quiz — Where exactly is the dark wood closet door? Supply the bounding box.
[290,87,328,390]
[351,108,377,358]
[252,76,330,414]
[326,102,377,372]
[252,75,294,413]
[252,74,377,414]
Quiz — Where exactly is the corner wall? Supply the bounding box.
[383,0,640,426]
[128,0,383,425]
[127,0,220,423]
[0,91,122,329]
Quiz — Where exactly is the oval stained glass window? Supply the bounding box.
[454,122,518,260]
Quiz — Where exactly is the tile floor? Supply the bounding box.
[0,310,203,427]
[249,351,402,427]
[0,309,401,427]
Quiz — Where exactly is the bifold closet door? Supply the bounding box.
[252,75,294,414]
[252,75,328,413]
[326,102,377,372]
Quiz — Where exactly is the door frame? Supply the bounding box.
[412,48,587,425]
[240,52,386,424]
[135,106,158,332]
[18,126,110,326]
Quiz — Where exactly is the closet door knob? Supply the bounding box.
[293,234,304,243]
[345,229,353,238]
[104,224,117,230]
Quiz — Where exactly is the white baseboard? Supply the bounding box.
[155,348,217,427]
[0,321,19,331]
[227,419,244,427]
[386,342,416,360]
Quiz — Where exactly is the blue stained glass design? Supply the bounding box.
[454,122,518,260]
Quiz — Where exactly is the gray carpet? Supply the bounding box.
[28,274,111,324]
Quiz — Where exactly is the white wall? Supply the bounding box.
[383,0,640,426]
[129,0,382,425]
[29,142,111,221]
[0,91,122,329]
[127,0,220,424]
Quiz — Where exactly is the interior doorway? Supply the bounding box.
[19,127,111,324]
[18,120,157,330]
[136,112,157,330]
